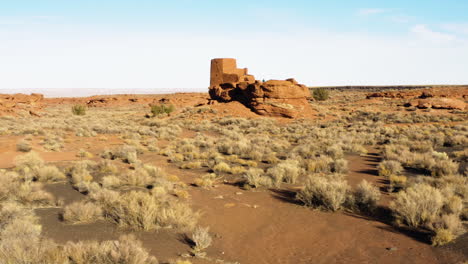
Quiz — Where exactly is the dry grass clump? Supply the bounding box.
[244,168,273,188]
[194,173,220,189]
[97,190,198,231]
[14,152,65,182]
[36,165,66,182]
[267,160,303,185]
[62,201,103,224]
[180,161,203,169]
[354,180,381,213]
[390,183,466,245]
[0,202,49,263]
[16,139,32,152]
[0,171,55,207]
[390,183,443,228]
[71,104,87,115]
[64,234,159,264]
[190,226,212,254]
[102,145,140,164]
[69,160,95,191]
[306,156,348,174]
[297,175,350,212]
[378,160,403,177]
[212,162,231,174]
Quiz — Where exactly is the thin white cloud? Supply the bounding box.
[389,15,413,23]
[357,8,387,16]
[441,23,468,35]
[0,16,60,25]
[411,24,456,43]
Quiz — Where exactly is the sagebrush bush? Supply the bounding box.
[62,201,103,224]
[98,190,198,231]
[267,160,302,186]
[297,175,350,212]
[244,168,272,188]
[354,180,381,213]
[390,183,443,228]
[64,234,159,264]
[194,173,219,189]
[16,140,32,152]
[36,166,66,182]
[431,228,454,246]
[212,162,231,173]
[71,104,87,116]
[191,226,212,253]
[378,160,403,177]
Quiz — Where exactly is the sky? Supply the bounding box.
[1,0,468,95]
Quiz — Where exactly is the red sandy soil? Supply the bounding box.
[0,134,465,264]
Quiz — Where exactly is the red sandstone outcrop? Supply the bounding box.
[366,87,468,111]
[209,58,314,118]
[408,98,466,110]
[0,93,44,116]
[367,87,468,100]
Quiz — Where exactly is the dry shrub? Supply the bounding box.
[14,151,44,180]
[62,201,103,224]
[267,160,302,185]
[297,175,350,212]
[229,166,246,174]
[194,173,219,189]
[244,168,273,188]
[378,160,403,177]
[101,175,121,189]
[180,161,202,169]
[306,156,332,173]
[332,158,348,174]
[212,162,231,173]
[354,180,381,213]
[431,159,459,177]
[390,183,443,228]
[431,228,454,246]
[16,182,56,206]
[0,202,49,263]
[99,190,198,231]
[16,140,32,152]
[64,234,158,264]
[0,201,158,263]
[389,175,407,191]
[36,165,66,182]
[0,171,55,206]
[191,226,212,253]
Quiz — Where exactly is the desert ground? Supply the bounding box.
[0,86,466,264]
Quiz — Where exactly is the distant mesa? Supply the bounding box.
[208,58,314,118]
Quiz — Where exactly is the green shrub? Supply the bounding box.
[312,88,329,101]
[151,104,175,117]
[71,105,87,116]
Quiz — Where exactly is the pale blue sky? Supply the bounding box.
[1,0,467,94]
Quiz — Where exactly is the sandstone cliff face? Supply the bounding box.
[209,58,314,118]
[0,93,44,116]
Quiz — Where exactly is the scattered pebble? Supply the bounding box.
[386,247,398,251]
[235,192,243,195]
[214,195,224,199]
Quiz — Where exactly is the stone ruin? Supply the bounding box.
[209,58,313,118]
